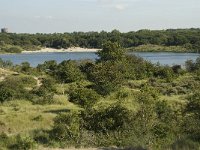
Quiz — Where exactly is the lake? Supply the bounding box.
[0,52,199,67]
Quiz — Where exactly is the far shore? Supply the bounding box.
[22,47,101,53]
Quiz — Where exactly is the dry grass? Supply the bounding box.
[0,99,80,135]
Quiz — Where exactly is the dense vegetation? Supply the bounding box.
[0,41,200,149]
[0,28,200,53]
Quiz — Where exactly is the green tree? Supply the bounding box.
[55,60,85,83]
[69,87,100,108]
[50,111,82,143]
[97,41,125,62]
[0,86,14,103]
[183,91,200,141]
[83,103,132,133]
[88,61,126,95]
[20,62,31,72]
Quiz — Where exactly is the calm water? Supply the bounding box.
[0,52,199,67]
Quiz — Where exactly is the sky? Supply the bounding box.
[0,0,200,33]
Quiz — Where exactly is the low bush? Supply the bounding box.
[68,87,100,108]
[9,135,36,150]
[83,104,132,133]
[50,111,82,145]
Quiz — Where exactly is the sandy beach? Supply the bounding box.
[22,47,101,53]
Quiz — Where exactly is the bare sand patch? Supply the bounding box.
[22,47,101,53]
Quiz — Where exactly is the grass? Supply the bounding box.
[160,95,187,103]
[0,67,196,150]
[0,84,142,136]
[127,44,190,52]
[0,44,23,54]
[0,99,80,135]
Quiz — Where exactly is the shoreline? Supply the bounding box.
[22,47,101,53]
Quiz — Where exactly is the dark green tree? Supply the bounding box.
[55,60,85,83]
[97,41,125,62]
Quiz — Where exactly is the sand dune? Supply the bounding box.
[22,47,101,53]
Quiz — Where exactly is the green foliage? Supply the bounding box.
[0,86,14,103]
[123,55,154,79]
[83,103,132,133]
[170,138,200,150]
[0,58,13,68]
[1,29,200,53]
[9,135,36,150]
[0,132,10,148]
[1,40,200,149]
[33,130,50,145]
[20,62,31,73]
[68,87,100,108]
[88,61,126,95]
[55,60,85,83]
[5,46,23,53]
[185,57,200,72]
[0,75,34,102]
[185,60,196,72]
[97,41,125,62]
[128,44,187,52]
[36,60,57,73]
[50,111,82,143]
[186,91,200,115]
[183,91,200,141]
[32,77,56,104]
[154,65,175,82]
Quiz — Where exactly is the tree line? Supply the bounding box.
[0,28,200,53]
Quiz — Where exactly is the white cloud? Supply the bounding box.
[46,16,53,19]
[34,15,54,20]
[34,16,41,19]
[97,0,129,11]
[114,4,126,11]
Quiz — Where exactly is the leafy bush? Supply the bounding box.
[83,104,132,133]
[33,130,50,145]
[5,46,23,53]
[55,60,85,83]
[0,58,13,68]
[68,87,100,108]
[0,76,34,102]
[50,111,82,144]
[97,41,125,62]
[88,61,126,95]
[31,77,56,104]
[183,91,200,141]
[170,138,200,150]
[0,132,10,148]
[0,86,14,103]
[9,135,36,150]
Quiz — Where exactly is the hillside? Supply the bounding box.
[0,42,200,149]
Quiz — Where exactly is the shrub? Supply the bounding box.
[0,132,9,148]
[0,58,13,68]
[170,138,200,150]
[0,86,14,103]
[55,60,85,83]
[88,61,126,95]
[83,104,132,133]
[50,111,82,143]
[0,76,33,101]
[31,77,56,104]
[33,130,50,145]
[9,135,36,150]
[183,91,200,141]
[68,87,100,108]
[5,46,23,53]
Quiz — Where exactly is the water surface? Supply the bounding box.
[0,52,199,67]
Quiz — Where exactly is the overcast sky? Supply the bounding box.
[0,0,200,33]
